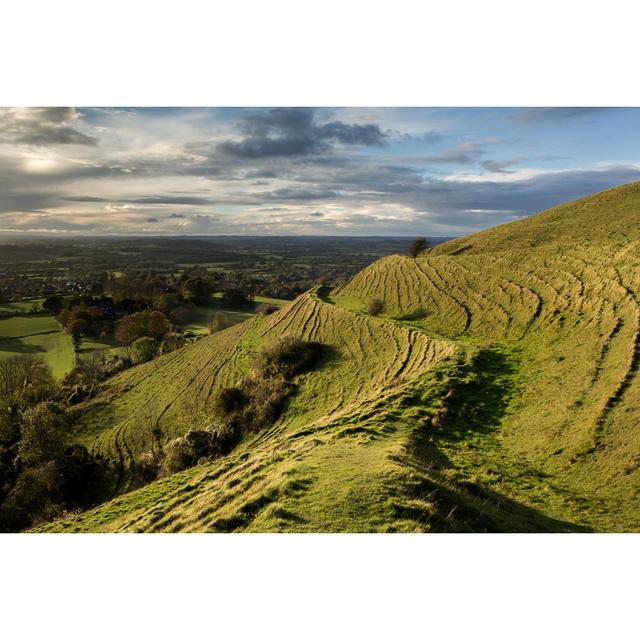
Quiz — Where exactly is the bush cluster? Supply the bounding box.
[136,336,322,480]
[368,298,384,316]
[256,303,279,315]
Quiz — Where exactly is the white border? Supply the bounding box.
[1,0,639,106]
[1,1,639,637]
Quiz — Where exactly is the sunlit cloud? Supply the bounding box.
[0,107,639,235]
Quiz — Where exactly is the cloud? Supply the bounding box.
[481,159,522,173]
[0,108,98,146]
[423,142,485,164]
[62,196,107,203]
[127,195,215,205]
[217,108,387,158]
[1,108,639,237]
[512,107,610,124]
[63,195,215,205]
[260,187,338,201]
[399,130,443,144]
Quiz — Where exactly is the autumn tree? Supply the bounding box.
[115,309,172,345]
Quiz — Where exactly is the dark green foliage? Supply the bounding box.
[42,295,63,315]
[159,333,185,355]
[221,288,251,309]
[182,278,212,306]
[17,401,69,468]
[255,335,323,379]
[130,336,160,364]
[215,386,250,414]
[58,444,107,509]
[0,363,109,531]
[0,356,56,419]
[215,376,292,437]
[1,462,62,530]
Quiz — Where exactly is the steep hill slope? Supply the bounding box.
[68,290,454,497]
[39,181,640,532]
[333,181,640,530]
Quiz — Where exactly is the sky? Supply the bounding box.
[1,106,640,236]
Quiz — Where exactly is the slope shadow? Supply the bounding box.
[398,348,591,532]
[0,337,47,354]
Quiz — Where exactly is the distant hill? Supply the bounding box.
[38,182,640,532]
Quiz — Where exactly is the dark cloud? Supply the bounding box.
[390,166,640,230]
[63,195,215,206]
[260,187,338,201]
[244,169,277,179]
[481,159,522,173]
[309,211,325,217]
[217,108,387,158]
[168,212,187,219]
[399,131,443,144]
[512,107,610,124]
[0,108,98,146]
[145,217,159,223]
[63,196,108,203]
[128,195,215,205]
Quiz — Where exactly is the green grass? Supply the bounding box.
[181,296,288,335]
[77,338,126,362]
[0,298,43,316]
[36,181,640,532]
[181,304,253,335]
[0,314,75,379]
[65,291,453,499]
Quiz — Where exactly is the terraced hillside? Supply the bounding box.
[69,291,454,498]
[40,181,640,532]
[333,182,640,531]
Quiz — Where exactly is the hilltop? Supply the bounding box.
[38,181,640,532]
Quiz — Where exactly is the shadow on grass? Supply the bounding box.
[315,285,335,304]
[395,347,592,532]
[0,337,47,354]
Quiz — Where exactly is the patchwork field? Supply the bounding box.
[37,181,640,532]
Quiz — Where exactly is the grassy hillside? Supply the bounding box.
[332,181,640,531]
[66,292,453,499]
[39,181,640,532]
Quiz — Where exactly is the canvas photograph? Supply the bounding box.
[1,2,639,637]
[1,106,639,533]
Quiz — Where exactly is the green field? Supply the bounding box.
[183,296,288,335]
[77,338,126,363]
[0,298,43,316]
[0,314,75,379]
[36,182,640,532]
